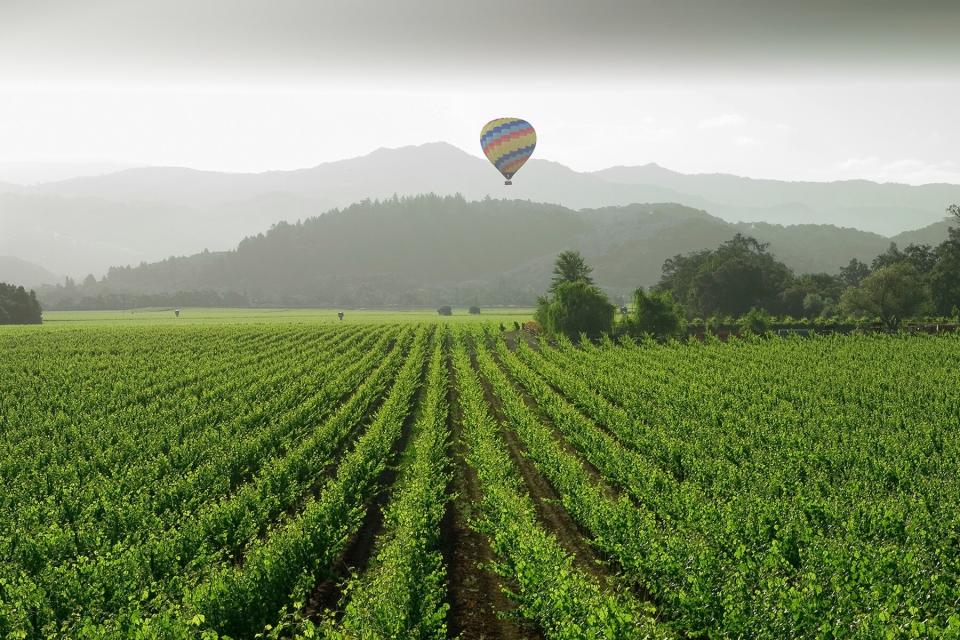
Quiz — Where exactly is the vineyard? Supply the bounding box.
[2,323,960,639]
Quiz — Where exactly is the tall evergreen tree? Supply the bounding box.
[550,250,594,291]
[0,283,43,324]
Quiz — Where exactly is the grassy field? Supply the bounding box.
[3,321,959,638]
[38,307,535,326]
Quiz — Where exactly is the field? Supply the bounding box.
[2,319,960,639]
[40,308,535,326]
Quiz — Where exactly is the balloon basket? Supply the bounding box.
[504,180,512,186]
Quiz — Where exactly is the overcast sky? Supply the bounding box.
[1,0,958,184]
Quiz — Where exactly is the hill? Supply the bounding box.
[0,256,60,288]
[41,195,958,309]
[7,144,958,279]
[0,161,136,186]
[890,218,958,247]
[592,164,959,236]
[0,192,326,277]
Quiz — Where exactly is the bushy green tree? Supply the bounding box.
[658,234,793,318]
[536,280,614,340]
[840,263,929,330]
[622,288,685,338]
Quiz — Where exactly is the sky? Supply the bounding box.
[1,0,958,184]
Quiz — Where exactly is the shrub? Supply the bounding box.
[738,307,772,335]
[437,306,452,316]
[469,306,481,315]
[621,288,685,339]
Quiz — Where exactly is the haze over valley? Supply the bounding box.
[2,143,957,294]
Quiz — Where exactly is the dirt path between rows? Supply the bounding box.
[444,352,538,640]
[475,351,615,588]
[303,354,426,622]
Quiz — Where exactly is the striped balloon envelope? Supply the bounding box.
[480,118,536,185]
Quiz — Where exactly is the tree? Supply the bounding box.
[622,288,685,338]
[839,258,871,288]
[437,306,452,316]
[927,213,960,315]
[0,283,43,324]
[658,234,793,318]
[536,280,614,340]
[872,242,938,275]
[871,243,905,271]
[550,250,593,291]
[903,244,938,274]
[840,263,929,330]
[468,306,481,315]
[802,293,826,317]
[780,272,844,318]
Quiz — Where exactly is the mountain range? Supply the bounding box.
[2,142,958,286]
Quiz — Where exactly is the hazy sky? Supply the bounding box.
[1,0,958,183]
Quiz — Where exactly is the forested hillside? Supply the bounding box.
[38,195,957,309]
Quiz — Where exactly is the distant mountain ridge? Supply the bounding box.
[593,162,959,236]
[41,195,958,309]
[4,142,959,278]
[0,256,60,288]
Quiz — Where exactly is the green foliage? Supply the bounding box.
[738,307,773,335]
[536,280,614,340]
[839,258,870,288]
[657,234,793,318]
[436,305,452,316]
[779,272,844,318]
[5,320,960,639]
[456,334,666,639]
[529,331,960,638]
[468,305,481,315]
[550,249,594,291]
[927,229,960,316]
[331,332,450,639]
[0,282,42,324]
[801,292,826,317]
[840,263,929,329]
[621,288,685,338]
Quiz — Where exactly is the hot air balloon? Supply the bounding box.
[480,118,536,185]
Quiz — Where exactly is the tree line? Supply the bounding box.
[537,205,960,339]
[0,283,42,324]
